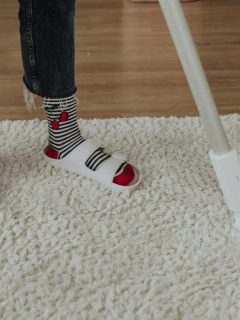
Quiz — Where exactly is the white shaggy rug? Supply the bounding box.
[1,115,240,320]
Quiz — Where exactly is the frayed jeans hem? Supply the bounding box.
[22,78,78,112]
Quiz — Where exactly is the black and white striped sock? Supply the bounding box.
[43,95,124,174]
[43,95,85,159]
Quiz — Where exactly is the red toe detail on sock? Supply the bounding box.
[113,164,135,186]
[46,146,59,159]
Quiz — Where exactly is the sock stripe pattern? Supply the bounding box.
[43,95,85,159]
[43,95,123,173]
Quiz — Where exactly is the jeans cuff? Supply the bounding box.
[22,77,78,112]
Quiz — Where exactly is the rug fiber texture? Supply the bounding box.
[1,115,240,319]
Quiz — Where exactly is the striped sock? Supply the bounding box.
[43,95,134,184]
[43,95,85,159]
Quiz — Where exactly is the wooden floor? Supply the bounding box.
[0,0,240,120]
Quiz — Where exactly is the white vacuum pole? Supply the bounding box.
[158,0,240,230]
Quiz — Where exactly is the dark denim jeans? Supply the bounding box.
[18,0,77,99]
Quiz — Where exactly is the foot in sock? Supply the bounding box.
[43,95,135,186]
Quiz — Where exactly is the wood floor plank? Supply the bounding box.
[0,0,240,120]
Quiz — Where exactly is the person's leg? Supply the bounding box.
[18,0,138,187]
[18,0,77,100]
